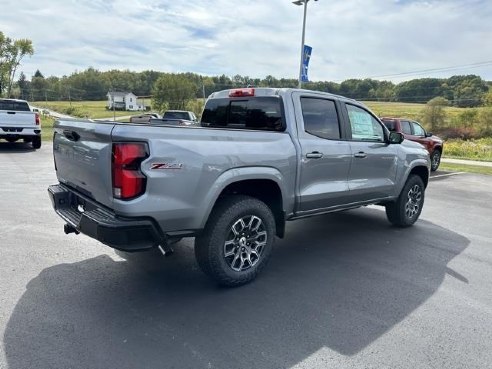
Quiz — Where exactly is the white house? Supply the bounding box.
[106,91,145,111]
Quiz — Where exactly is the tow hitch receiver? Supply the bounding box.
[64,224,79,235]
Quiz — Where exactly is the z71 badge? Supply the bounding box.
[150,163,183,170]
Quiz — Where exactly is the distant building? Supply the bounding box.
[106,91,145,111]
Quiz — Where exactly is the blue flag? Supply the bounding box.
[301,45,312,82]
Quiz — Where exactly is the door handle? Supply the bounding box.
[63,130,80,142]
[354,152,367,158]
[306,152,323,159]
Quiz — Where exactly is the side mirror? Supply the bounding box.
[389,131,404,144]
[426,132,433,137]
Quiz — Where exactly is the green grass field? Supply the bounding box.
[33,100,148,119]
[439,162,492,176]
[443,138,492,161]
[38,100,491,167]
[41,116,56,141]
[35,99,483,123]
[363,101,467,121]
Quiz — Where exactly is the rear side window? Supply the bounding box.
[301,97,340,140]
[201,97,285,131]
[0,100,30,111]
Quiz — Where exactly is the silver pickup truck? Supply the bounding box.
[48,88,430,286]
[0,98,42,148]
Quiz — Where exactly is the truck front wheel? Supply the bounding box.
[195,195,276,287]
[430,150,441,171]
[385,175,425,227]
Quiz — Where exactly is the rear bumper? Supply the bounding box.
[48,184,166,252]
[0,127,41,137]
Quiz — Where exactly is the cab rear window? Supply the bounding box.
[0,100,30,111]
[201,97,285,131]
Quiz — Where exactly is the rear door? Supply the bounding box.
[293,92,352,212]
[53,120,115,207]
[342,103,398,202]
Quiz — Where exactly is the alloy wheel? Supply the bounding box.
[224,215,267,272]
[405,184,422,219]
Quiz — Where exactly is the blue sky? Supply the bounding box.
[1,0,491,82]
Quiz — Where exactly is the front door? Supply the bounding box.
[343,103,398,202]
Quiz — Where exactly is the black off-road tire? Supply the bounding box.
[32,136,42,149]
[385,175,425,227]
[430,150,441,171]
[195,195,276,287]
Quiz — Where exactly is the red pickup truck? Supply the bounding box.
[381,118,443,171]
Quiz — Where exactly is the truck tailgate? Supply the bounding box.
[0,111,36,127]
[53,120,115,208]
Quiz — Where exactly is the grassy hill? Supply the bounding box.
[363,101,466,122]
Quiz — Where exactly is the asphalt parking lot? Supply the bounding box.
[1,143,491,369]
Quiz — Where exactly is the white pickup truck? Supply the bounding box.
[0,98,42,149]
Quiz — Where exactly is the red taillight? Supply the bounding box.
[35,113,40,126]
[112,143,148,200]
[229,88,255,97]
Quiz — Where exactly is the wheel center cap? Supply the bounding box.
[239,237,247,247]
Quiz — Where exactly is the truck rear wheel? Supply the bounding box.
[195,195,275,287]
[32,136,41,149]
[385,175,425,227]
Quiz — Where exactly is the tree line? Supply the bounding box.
[10,68,489,109]
[1,32,490,108]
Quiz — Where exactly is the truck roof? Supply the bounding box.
[0,98,29,103]
[209,87,357,104]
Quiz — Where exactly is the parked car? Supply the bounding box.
[48,88,430,286]
[381,118,443,171]
[149,117,197,126]
[162,110,198,123]
[129,113,160,124]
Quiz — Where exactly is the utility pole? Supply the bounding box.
[293,0,317,88]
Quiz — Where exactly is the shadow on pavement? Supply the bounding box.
[4,208,469,369]
[0,142,36,153]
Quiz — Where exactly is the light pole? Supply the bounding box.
[293,0,317,88]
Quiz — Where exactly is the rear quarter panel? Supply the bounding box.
[110,124,298,232]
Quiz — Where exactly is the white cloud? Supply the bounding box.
[1,0,491,81]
